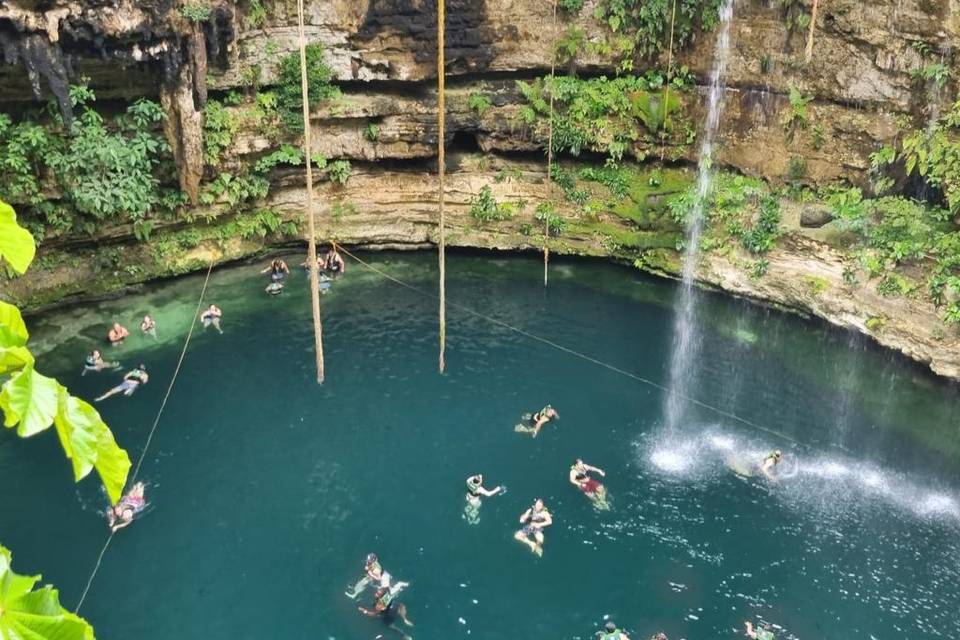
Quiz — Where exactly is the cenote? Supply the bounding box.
[2,252,959,640]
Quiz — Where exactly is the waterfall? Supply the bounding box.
[662,0,736,433]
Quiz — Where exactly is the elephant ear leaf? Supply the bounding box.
[0,366,60,437]
[0,199,36,275]
[0,544,97,640]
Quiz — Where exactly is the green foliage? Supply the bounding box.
[180,2,212,23]
[911,63,951,88]
[811,124,826,150]
[779,0,811,37]
[254,144,303,173]
[0,200,36,274]
[782,86,813,141]
[750,258,770,279]
[559,0,584,13]
[0,202,130,502]
[228,209,283,240]
[364,123,381,142]
[469,186,515,223]
[535,201,566,235]
[277,44,340,132]
[555,26,586,65]
[326,160,352,185]
[760,54,773,74]
[331,199,358,221]
[737,195,782,254]
[594,0,722,62]
[199,172,270,207]
[788,156,807,182]
[899,98,960,215]
[467,93,493,117]
[203,100,237,167]
[247,0,267,28]
[517,74,690,161]
[0,544,98,640]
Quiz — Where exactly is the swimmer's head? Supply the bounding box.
[605,621,617,632]
[468,474,482,485]
[366,553,378,565]
[773,450,782,460]
[533,498,544,510]
[139,364,146,371]
[92,349,101,357]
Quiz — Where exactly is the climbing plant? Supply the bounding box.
[0,544,98,640]
[277,44,340,132]
[593,0,722,65]
[0,199,131,503]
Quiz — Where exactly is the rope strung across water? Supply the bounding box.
[75,259,216,614]
[336,246,800,446]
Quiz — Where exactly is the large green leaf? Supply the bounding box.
[53,390,130,504]
[0,545,96,640]
[0,200,36,275]
[0,300,29,348]
[0,366,60,437]
[0,345,34,375]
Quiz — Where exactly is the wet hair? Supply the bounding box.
[605,621,617,632]
[366,553,378,564]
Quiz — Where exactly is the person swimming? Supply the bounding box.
[759,449,783,480]
[324,246,346,274]
[140,314,157,338]
[107,482,147,532]
[570,459,610,510]
[598,621,631,639]
[744,620,776,640]
[358,585,414,639]
[463,474,504,525]
[514,498,552,556]
[95,365,148,402]
[200,304,223,333]
[265,281,284,295]
[346,553,385,599]
[82,349,120,375]
[514,405,559,438]
[261,259,290,282]
[108,322,129,345]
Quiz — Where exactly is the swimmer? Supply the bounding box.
[570,459,610,510]
[140,314,157,338]
[95,365,148,402]
[358,585,414,639]
[108,322,129,345]
[107,482,146,532]
[649,634,668,640]
[514,498,552,556]
[261,258,290,282]
[346,553,384,599]
[463,474,504,525]
[200,304,223,333]
[81,349,120,375]
[744,620,776,640]
[514,405,559,438]
[324,246,346,274]
[759,449,783,480]
[597,621,631,640]
[265,281,284,295]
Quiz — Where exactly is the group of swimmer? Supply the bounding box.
[345,553,414,638]
[261,246,345,295]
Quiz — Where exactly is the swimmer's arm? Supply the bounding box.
[535,511,553,528]
[519,508,531,523]
[357,606,378,617]
[478,485,500,497]
[111,519,133,533]
[568,469,580,485]
[587,464,605,477]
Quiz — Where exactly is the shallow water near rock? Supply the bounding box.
[3,252,959,639]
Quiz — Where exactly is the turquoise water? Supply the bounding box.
[2,252,959,639]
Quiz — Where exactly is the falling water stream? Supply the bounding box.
[663,0,736,433]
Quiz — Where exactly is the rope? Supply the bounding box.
[805,0,820,63]
[76,258,216,614]
[335,246,801,446]
[297,0,326,384]
[437,0,447,373]
[661,0,678,162]
[543,0,558,287]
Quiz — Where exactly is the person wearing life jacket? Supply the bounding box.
[759,450,783,480]
[261,258,290,282]
[324,246,346,274]
[515,405,559,437]
[82,349,120,375]
[140,314,157,338]
[745,620,776,640]
[95,365,149,402]
[597,620,630,639]
[358,584,414,637]
[200,304,223,333]
[514,498,553,556]
[463,474,504,525]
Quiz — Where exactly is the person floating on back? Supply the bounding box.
[107,482,146,532]
[140,314,157,338]
[463,473,504,525]
[759,449,783,480]
[597,621,631,639]
[200,304,223,333]
[515,405,559,437]
[95,365,148,401]
[570,459,610,510]
[745,620,776,640]
[514,498,552,557]
[265,281,284,295]
[346,553,385,599]
[82,349,120,376]
[108,322,129,345]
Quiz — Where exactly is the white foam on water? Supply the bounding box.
[707,434,735,451]
[918,493,958,516]
[651,447,691,474]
